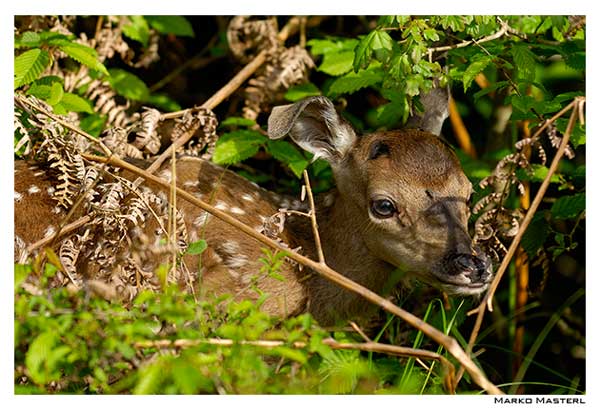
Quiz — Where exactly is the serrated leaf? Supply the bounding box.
[353,30,394,72]
[328,65,384,96]
[212,130,267,165]
[59,93,94,113]
[511,44,537,80]
[107,68,150,101]
[555,118,586,148]
[14,48,51,89]
[462,56,492,92]
[122,15,150,47]
[26,83,51,100]
[145,15,194,37]
[551,193,585,219]
[284,83,321,102]
[15,31,41,48]
[187,240,208,255]
[53,40,109,76]
[267,140,309,178]
[319,50,355,76]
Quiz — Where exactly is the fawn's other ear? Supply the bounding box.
[267,96,357,163]
[406,86,450,136]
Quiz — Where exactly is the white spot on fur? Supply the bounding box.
[230,206,245,215]
[215,201,229,211]
[33,171,44,177]
[28,165,38,171]
[184,180,198,189]
[221,240,239,255]
[43,225,56,238]
[47,187,55,196]
[194,212,210,227]
[242,193,254,202]
[158,169,172,182]
[226,254,248,269]
[189,230,199,242]
[28,185,40,194]
[250,181,259,188]
[14,191,22,202]
[52,206,63,214]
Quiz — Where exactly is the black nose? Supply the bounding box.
[453,253,491,283]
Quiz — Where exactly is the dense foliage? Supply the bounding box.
[14,15,585,394]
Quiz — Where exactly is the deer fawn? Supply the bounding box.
[14,91,492,325]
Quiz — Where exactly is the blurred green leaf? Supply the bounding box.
[107,68,150,101]
[284,83,321,102]
[187,240,208,255]
[551,193,585,219]
[267,140,309,178]
[145,16,194,37]
[212,129,267,165]
[122,16,150,46]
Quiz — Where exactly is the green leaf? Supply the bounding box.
[146,93,182,111]
[15,31,41,48]
[25,332,58,384]
[220,117,257,128]
[79,114,107,137]
[284,83,321,102]
[473,81,509,100]
[555,118,586,148]
[187,240,208,255]
[14,264,32,288]
[551,193,585,219]
[511,44,537,80]
[53,40,109,76]
[516,164,561,183]
[267,140,309,178]
[145,15,194,37]
[58,93,94,113]
[319,50,355,76]
[47,82,64,106]
[107,68,150,101]
[122,15,150,47]
[462,56,492,92]
[307,38,358,56]
[212,130,267,165]
[328,65,384,96]
[353,30,394,71]
[14,48,51,89]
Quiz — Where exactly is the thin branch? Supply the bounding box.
[133,336,456,393]
[303,170,325,264]
[25,215,91,256]
[428,19,509,54]
[82,152,501,395]
[148,17,305,175]
[14,94,112,157]
[454,96,585,388]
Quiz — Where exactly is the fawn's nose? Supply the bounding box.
[452,253,492,283]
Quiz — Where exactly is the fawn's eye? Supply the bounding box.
[370,198,397,219]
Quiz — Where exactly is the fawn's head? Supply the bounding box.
[268,93,492,295]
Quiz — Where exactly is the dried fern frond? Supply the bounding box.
[227,16,279,63]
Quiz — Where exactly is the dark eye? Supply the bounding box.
[370,198,397,218]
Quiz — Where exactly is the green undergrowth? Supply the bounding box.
[15,261,476,394]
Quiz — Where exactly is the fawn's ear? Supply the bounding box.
[267,96,357,163]
[406,86,450,136]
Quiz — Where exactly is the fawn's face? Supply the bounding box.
[339,130,491,295]
[268,95,492,295]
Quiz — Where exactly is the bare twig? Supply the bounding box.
[15,94,112,157]
[428,19,509,55]
[454,97,585,388]
[148,17,306,175]
[25,215,91,255]
[133,336,456,393]
[303,170,325,264]
[82,152,501,395]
